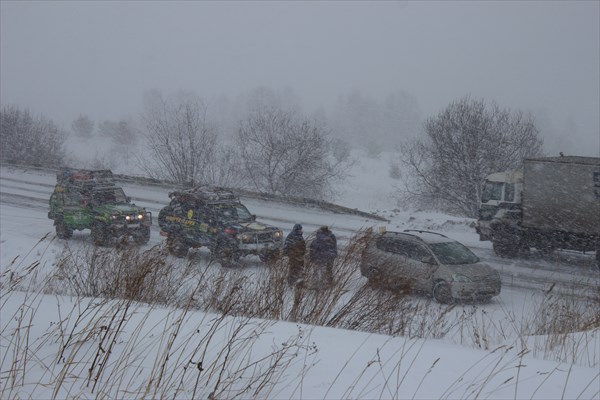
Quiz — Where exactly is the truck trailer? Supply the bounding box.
[476,156,600,263]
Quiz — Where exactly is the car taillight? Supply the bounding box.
[224,228,236,235]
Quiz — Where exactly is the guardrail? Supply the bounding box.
[0,161,389,222]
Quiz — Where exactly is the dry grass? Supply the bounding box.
[1,231,598,398]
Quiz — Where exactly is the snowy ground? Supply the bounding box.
[1,153,599,399]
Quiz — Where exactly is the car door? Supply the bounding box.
[62,189,91,228]
[401,241,438,293]
[374,236,413,289]
[192,205,212,246]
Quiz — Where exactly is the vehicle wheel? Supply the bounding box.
[259,250,280,264]
[55,220,73,239]
[213,238,240,268]
[491,226,521,258]
[492,240,518,258]
[432,280,453,304]
[133,226,151,245]
[536,243,556,258]
[91,224,109,246]
[166,235,188,258]
[478,295,493,303]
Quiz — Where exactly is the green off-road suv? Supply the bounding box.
[48,169,152,245]
[158,186,283,267]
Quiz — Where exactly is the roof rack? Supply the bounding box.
[56,169,115,189]
[402,229,449,239]
[168,186,239,204]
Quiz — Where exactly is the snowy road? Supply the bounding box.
[1,165,598,301]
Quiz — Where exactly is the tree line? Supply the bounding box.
[0,92,543,216]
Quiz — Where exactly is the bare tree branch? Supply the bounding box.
[397,95,543,217]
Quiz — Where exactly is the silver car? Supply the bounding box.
[360,230,501,303]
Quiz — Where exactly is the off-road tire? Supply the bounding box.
[55,220,73,239]
[213,238,240,268]
[91,224,109,246]
[133,226,151,245]
[478,295,493,303]
[166,235,189,258]
[259,250,280,264]
[432,280,453,304]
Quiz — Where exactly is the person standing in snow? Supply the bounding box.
[283,224,306,286]
[309,226,338,288]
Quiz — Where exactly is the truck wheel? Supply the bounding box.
[134,226,151,245]
[259,250,280,264]
[492,241,518,258]
[91,224,109,246]
[432,280,453,304]
[166,235,188,258]
[55,221,73,239]
[536,243,556,258]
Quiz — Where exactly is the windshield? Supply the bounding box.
[91,188,128,206]
[215,204,253,223]
[481,181,503,203]
[429,241,480,265]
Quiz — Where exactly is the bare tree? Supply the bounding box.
[236,107,350,199]
[397,95,543,217]
[71,114,95,138]
[98,118,137,145]
[139,90,218,186]
[0,104,66,167]
[330,89,423,152]
[202,143,245,188]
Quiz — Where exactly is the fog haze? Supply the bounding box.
[1,1,598,155]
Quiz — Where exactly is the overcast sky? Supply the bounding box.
[1,1,599,155]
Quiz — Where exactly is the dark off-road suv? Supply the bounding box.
[48,169,152,245]
[158,186,283,267]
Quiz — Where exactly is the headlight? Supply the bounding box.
[273,230,282,239]
[452,274,472,283]
[137,213,144,220]
[237,233,251,242]
[125,215,132,221]
[110,214,118,220]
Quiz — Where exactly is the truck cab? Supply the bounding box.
[476,170,523,241]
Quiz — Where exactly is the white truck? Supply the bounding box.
[476,156,600,263]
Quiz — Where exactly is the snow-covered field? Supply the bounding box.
[1,153,599,399]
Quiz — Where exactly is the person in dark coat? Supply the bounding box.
[283,224,306,286]
[309,226,338,288]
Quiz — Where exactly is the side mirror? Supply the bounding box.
[126,196,131,203]
[251,214,257,221]
[421,256,436,265]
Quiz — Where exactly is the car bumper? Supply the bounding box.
[110,212,152,230]
[451,281,501,300]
